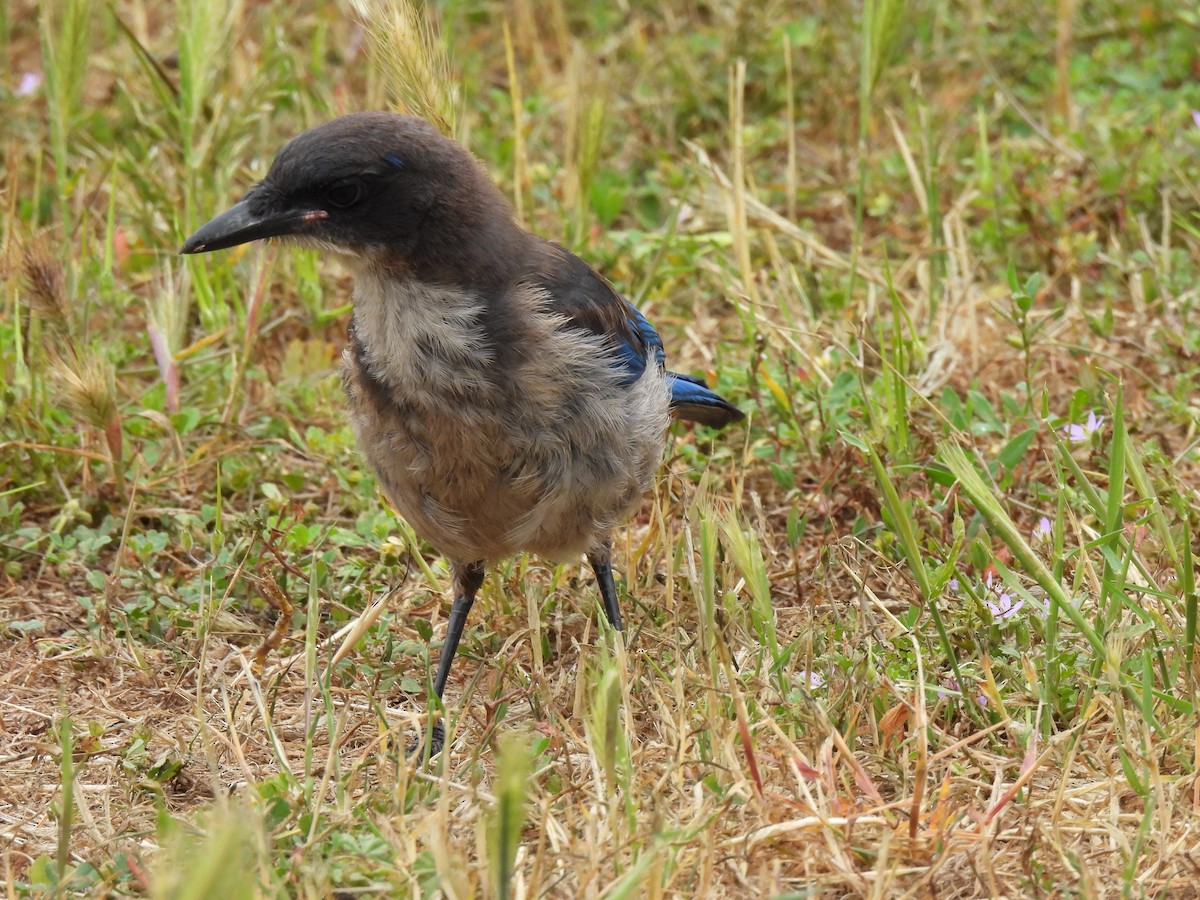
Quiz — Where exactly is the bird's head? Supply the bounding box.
[181,112,518,275]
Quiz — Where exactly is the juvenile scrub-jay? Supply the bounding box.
[182,112,742,753]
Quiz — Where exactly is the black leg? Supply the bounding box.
[433,560,485,698]
[411,560,485,759]
[588,544,623,633]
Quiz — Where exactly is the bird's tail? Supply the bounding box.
[667,372,744,428]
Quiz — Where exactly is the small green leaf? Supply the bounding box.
[996,427,1037,474]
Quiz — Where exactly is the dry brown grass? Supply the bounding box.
[4,439,1200,896]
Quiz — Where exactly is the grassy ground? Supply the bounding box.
[3,0,1200,896]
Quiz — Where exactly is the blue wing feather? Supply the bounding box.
[614,300,664,385]
[535,242,743,428]
[621,301,743,427]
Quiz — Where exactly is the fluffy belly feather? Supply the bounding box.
[343,350,668,563]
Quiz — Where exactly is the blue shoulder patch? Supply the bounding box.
[610,300,665,385]
[608,296,743,428]
[533,243,739,430]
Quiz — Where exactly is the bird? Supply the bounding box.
[181,111,743,755]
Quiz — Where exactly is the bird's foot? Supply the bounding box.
[406,720,445,761]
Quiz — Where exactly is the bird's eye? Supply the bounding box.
[326,180,363,209]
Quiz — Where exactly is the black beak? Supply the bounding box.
[179,197,328,254]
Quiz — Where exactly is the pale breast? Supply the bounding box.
[340,270,671,565]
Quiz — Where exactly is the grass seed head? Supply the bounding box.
[48,349,118,432]
[348,0,460,137]
[19,240,71,331]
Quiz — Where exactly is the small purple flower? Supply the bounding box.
[797,670,824,690]
[937,675,960,696]
[1032,516,1052,542]
[1064,411,1104,442]
[976,693,989,707]
[16,72,41,97]
[948,577,959,594]
[986,592,1025,619]
[1193,110,1200,131]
